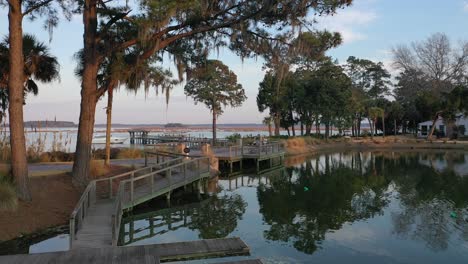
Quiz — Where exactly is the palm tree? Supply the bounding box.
[0,34,59,200]
[75,50,177,166]
[0,34,59,121]
[263,116,273,137]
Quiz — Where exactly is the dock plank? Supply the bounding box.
[0,238,248,264]
[213,260,263,264]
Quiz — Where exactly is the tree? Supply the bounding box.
[73,0,352,186]
[0,0,73,200]
[392,33,468,94]
[75,49,176,166]
[392,33,468,139]
[185,60,246,145]
[263,116,273,137]
[368,107,384,139]
[0,34,59,122]
[260,31,342,135]
[345,56,391,138]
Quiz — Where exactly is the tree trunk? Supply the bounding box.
[291,124,295,136]
[382,113,385,138]
[268,123,272,137]
[274,112,280,136]
[8,0,31,201]
[368,118,373,139]
[286,127,290,136]
[72,0,99,187]
[427,112,441,140]
[212,110,217,146]
[104,86,114,166]
[394,119,397,136]
[300,122,304,136]
[305,123,311,136]
[357,114,362,137]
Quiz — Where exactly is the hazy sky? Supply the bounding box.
[1,0,467,124]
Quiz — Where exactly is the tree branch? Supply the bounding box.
[22,0,54,17]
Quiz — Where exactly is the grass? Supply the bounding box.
[116,148,144,159]
[90,160,110,178]
[0,164,17,211]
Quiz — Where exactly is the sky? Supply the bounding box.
[0,0,467,124]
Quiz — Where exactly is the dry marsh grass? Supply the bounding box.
[90,160,110,178]
[116,148,144,159]
[0,164,17,211]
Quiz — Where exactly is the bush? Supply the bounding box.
[90,160,110,178]
[225,133,242,143]
[0,166,17,211]
[39,151,74,162]
[116,148,144,159]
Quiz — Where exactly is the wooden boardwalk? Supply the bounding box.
[69,155,211,249]
[0,238,250,264]
[145,142,285,175]
[214,260,263,264]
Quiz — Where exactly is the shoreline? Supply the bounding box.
[0,138,467,252]
[282,136,468,156]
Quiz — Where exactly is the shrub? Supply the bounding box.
[116,148,144,159]
[90,160,110,178]
[225,133,242,143]
[0,166,17,211]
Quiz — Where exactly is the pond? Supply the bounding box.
[119,151,468,263]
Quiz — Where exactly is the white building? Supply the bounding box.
[417,114,468,138]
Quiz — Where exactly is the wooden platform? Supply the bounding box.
[214,260,263,264]
[0,238,250,264]
[70,157,211,248]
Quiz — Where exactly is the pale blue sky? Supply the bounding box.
[0,0,467,124]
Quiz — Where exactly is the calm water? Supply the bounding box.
[9,128,287,153]
[118,151,468,263]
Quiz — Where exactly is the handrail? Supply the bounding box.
[69,156,183,248]
[110,156,210,246]
[69,180,96,249]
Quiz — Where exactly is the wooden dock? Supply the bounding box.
[214,260,263,264]
[128,130,230,147]
[69,154,211,249]
[0,238,251,264]
[146,142,285,175]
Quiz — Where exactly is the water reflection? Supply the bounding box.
[120,151,468,263]
[259,151,468,255]
[120,194,246,245]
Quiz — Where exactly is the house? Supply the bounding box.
[417,114,468,138]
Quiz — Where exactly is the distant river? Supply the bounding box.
[1,127,289,153]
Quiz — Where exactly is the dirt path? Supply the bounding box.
[27,158,145,176]
[0,166,132,242]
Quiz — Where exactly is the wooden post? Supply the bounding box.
[69,217,75,249]
[130,172,134,203]
[184,162,187,183]
[151,171,154,193]
[144,152,148,167]
[229,161,233,174]
[256,159,260,173]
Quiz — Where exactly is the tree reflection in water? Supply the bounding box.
[258,151,468,254]
[120,193,246,245]
[189,194,247,239]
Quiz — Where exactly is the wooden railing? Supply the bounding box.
[144,151,182,166]
[239,142,284,158]
[111,157,210,246]
[69,157,183,248]
[69,181,96,249]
